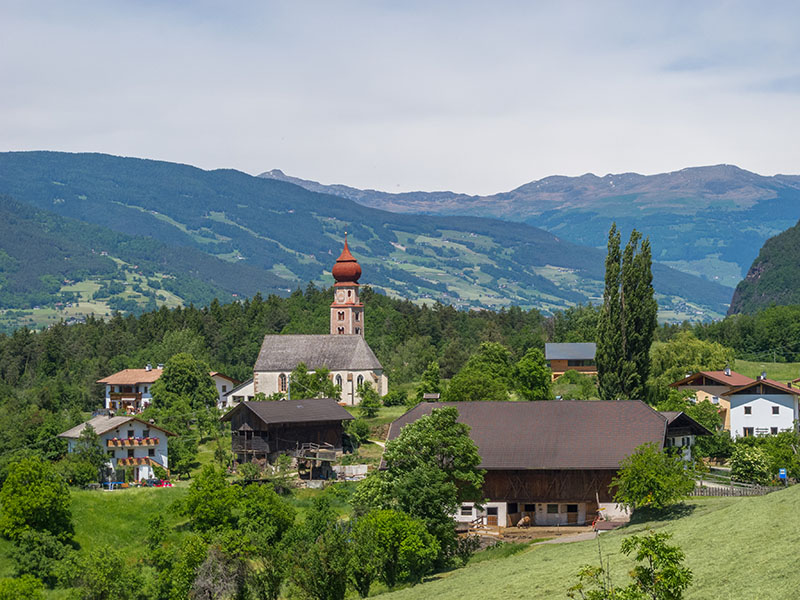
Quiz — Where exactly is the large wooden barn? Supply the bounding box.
[387,400,706,527]
[221,398,354,463]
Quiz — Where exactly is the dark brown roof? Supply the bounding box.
[659,411,712,436]
[220,398,355,426]
[669,370,755,388]
[387,401,667,470]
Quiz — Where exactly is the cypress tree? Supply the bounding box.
[596,225,657,400]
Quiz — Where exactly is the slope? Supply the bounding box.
[728,218,800,314]
[0,152,731,321]
[261,165,800,289]
[383,486,800,600]
[0,195,290,323]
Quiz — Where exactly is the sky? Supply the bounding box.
[2,1,800,194]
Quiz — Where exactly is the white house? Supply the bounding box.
[223,378,255,407]
[98,365,238,413]
[726,377,800,438]
[58,414,175,482]
[660,411,712,460]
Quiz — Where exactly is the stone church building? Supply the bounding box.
[252,238,387,406]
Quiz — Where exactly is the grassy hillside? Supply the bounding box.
[383,487,800,600]
[0,152,732,322]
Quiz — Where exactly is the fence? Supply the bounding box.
[692,485,777,497]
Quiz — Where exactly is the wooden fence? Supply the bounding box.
[692,485,777,497]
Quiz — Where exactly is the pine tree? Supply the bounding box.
[597,225,657,400]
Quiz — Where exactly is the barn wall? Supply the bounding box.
[483,469,617,503]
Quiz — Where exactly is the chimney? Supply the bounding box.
[157,363,164,370]
[724,364,731,377]
[761,370,767,380]
[145,363,152,372]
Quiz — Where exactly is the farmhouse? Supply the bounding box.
[252,238,387,405]
[388,400,707,528]
[545,343,597,381]
[726,377,800,438]
[98,365,238,413]
[59,414,175,481]
[220,398,354,463]
[669,367,755,430]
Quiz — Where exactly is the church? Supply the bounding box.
[250,237,387,406]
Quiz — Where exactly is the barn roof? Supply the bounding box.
[254,335,382,371]
[59,415,175,439]
[387,400,667,470]
[545,343,596,361]
[669,370,754,388]
[220,398,355,426]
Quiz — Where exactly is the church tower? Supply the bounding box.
[330,235,364,336]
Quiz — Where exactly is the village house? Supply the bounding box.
[252,238,387,405]
[223,378,256,407]
[58,414,175,482]
[669,367,755,430]
[98,365,238,413]
[726,376,800,438]
[387,400,709,529]
[545,343,597,381]
[220,398,354,464]
[661,411,712,460]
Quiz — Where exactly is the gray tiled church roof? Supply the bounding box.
[254,335,383,372]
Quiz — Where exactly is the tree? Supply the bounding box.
[730,444,771,485]
[10,530,70,588]
[0,575,45,600]
[611,443,694,511]
[71,545,144,600]
[514,348,552,401]
[444,342,514,402]
[415,361,441,403]
[597,225,657,401]
[289,362,339,400]
[568,531,692,600]
[72,424,108,481]
[291,523,350,600]
[358,382,381,418]
[168,434,199,479]
[150,352,218,411]
[0,457,73,543]
[649,332,735,388]
[180,465,240,532]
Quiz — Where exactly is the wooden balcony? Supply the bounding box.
[109,392,143,402]
[116,456,156,467]
[107,437,159,448]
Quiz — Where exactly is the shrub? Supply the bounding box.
[612,442,694,511]
[346,419,371,448]
[382,388,408,407]
[238,461,262,481]
[730,444,771,485]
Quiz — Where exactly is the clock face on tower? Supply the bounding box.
[336,290,346,303]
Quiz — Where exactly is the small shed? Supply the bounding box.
[220,398,354,463]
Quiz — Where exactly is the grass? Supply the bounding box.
[735,359,800,383]
[381,486,800,600]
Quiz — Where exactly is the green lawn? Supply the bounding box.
[734,360,800,383]
[382,486,800,600]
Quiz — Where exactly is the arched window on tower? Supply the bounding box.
[355,327,361,335]
[354,312,360,322]
[278,373,287,393]
[357,374,364,387]
[338,311,345,320]
[337,326,345,334]
[348,290,352,298]
[335,374,343,388]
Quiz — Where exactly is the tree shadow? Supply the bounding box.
[627,502,697,525]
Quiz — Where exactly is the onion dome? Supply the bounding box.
[332,235,361,283]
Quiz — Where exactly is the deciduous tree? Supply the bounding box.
[611,442,694,511]
[514,348,552,401]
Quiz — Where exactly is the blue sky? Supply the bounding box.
[2,1,799,193]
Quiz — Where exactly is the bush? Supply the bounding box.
[382,388,408,407]
[238,461,262,481]
[730,444,771,485]
[346,419,371,448]
[0,575,45,600]
[612,442,695,511]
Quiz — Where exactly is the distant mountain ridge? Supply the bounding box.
[0,152,731,325]
[260,165,800,289]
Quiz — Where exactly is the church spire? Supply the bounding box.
[332,232,362,283]
[330,234,364,336]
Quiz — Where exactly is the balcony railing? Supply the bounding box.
[107,437,159,448]
[109,392,143,401]
[116,456,156,467]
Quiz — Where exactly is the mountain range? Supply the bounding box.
[261,165,800,290]
[0,152,732,330]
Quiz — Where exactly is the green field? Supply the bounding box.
[382,487,800,600]
[734,360,800,382]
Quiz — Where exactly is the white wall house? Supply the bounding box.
[59,415,174,482]
[726,378,800,438]
[660,411,711,461]
[98,365,238,413]
[224,378,255,407]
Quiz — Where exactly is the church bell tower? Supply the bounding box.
[330,235,364,336]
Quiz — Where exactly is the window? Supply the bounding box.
[771,427,779,435]
[772,406,780,415]
[566,504,578,513]
[355,327,361,335]
[338,311,345,320]
[460,505,472,516]
[357,375,364,386]
[507,502,518,514]
[337,327,344,334]
[486,506,498,516]
[711,396,719,405]
[222,385,227,393]
[743,427,754,437]
[278,373,288,393]
[523,504,536,512]
[335,375,343,388]
[347,290,352,298]
[148,448,155,457]
[127,430,134,438]
[744,406,752,415]
[127,449,134,458]
[355,312,360,322]
[142,429,150,438]
[547,504,558,514]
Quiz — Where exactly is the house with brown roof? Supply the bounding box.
[387,400,707,528]
[726,376,800,438]
[59,414,175,482]
[220,398,354,464]
[98,364,239,413]
[669,367,755,430]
